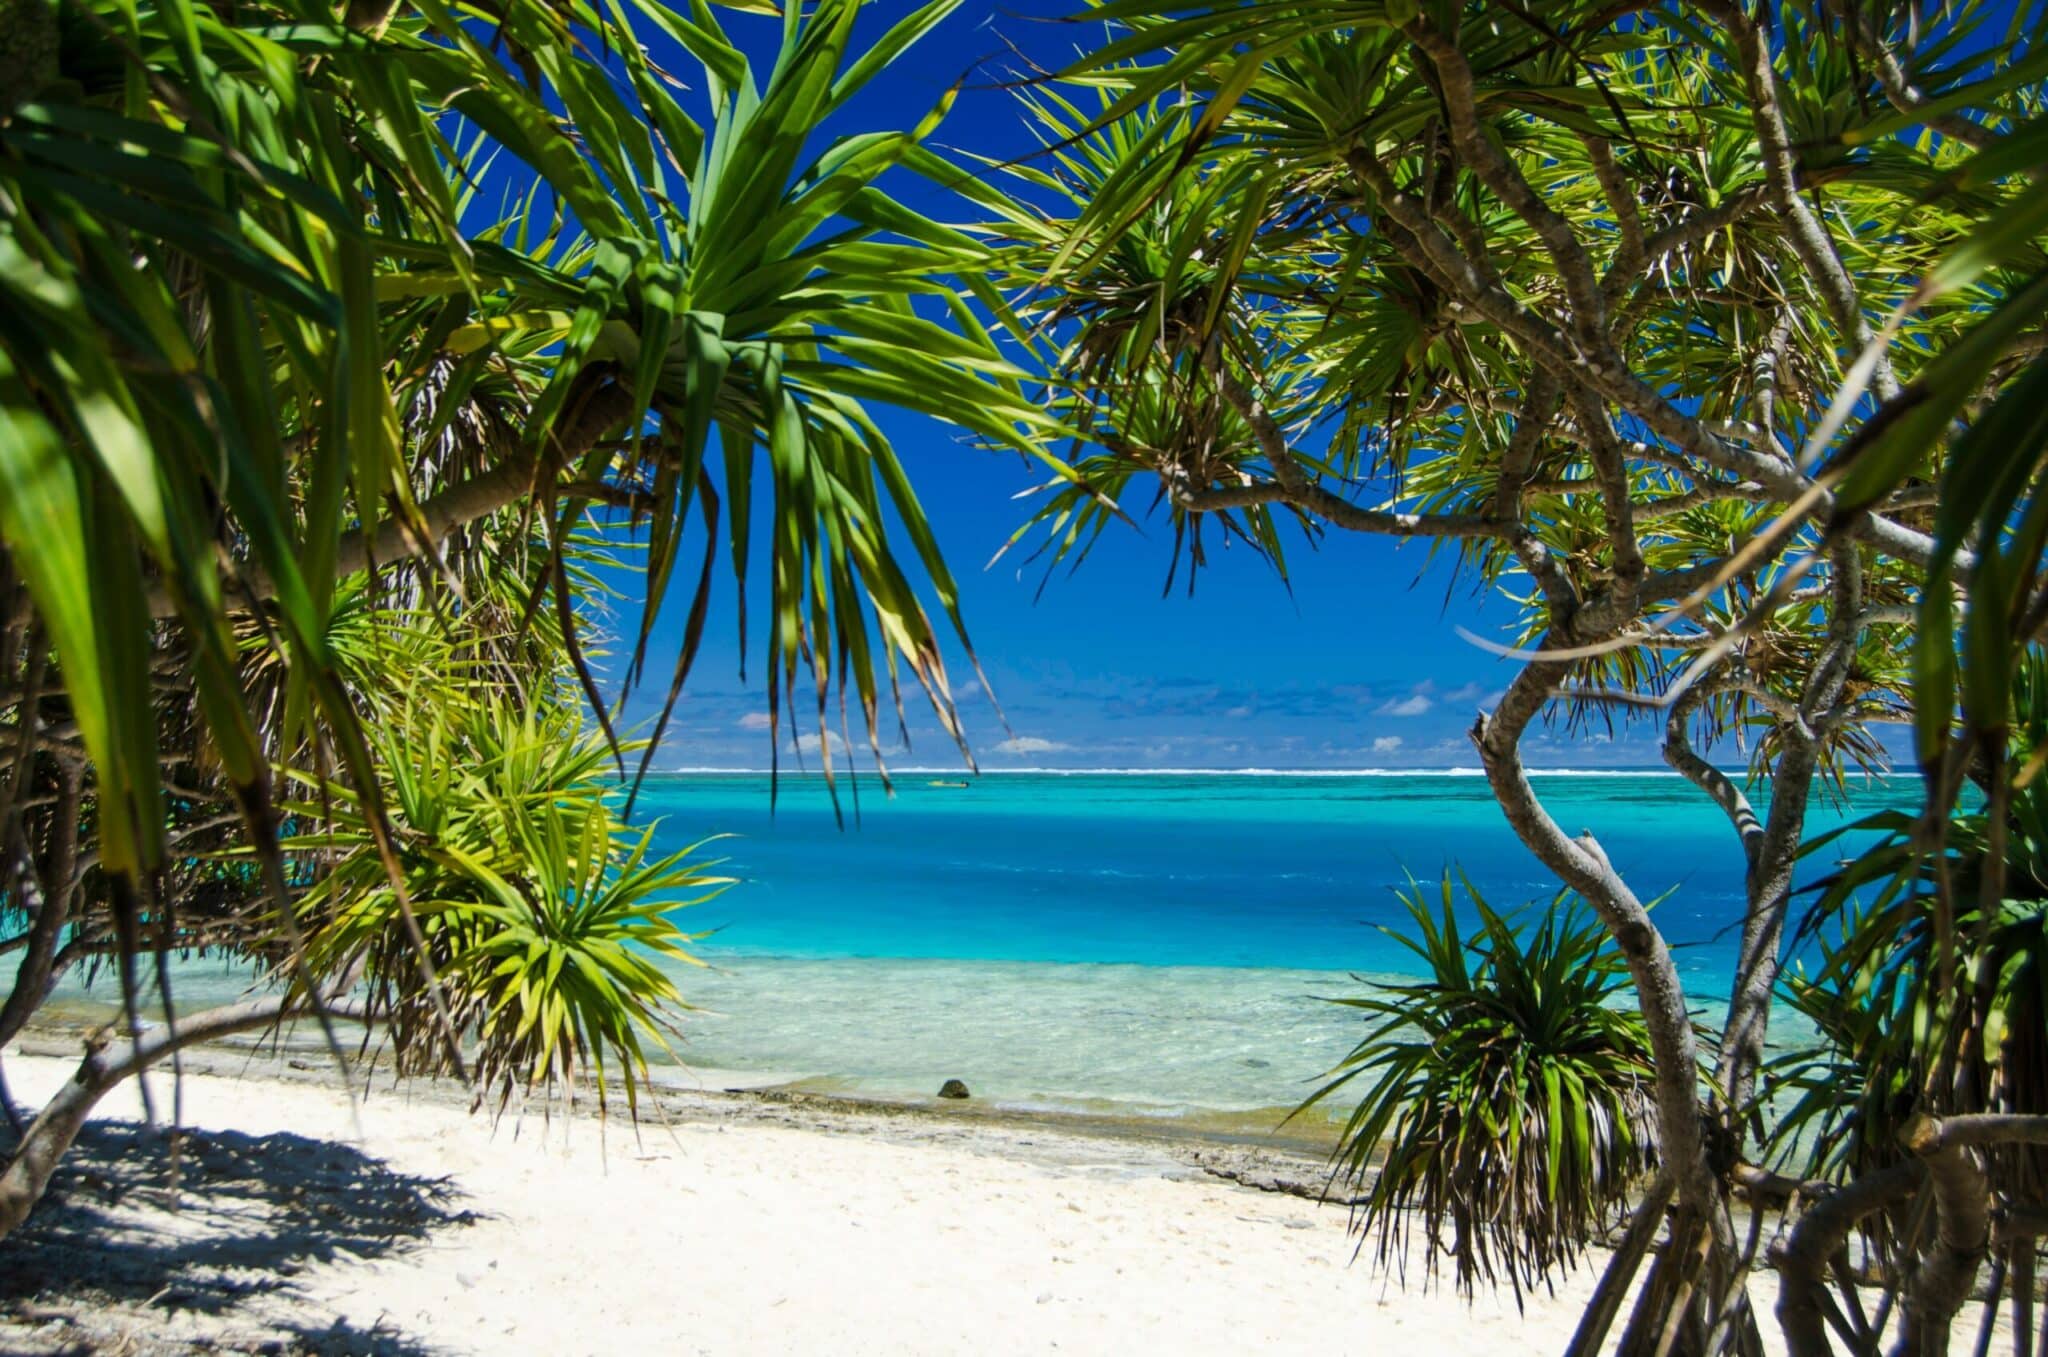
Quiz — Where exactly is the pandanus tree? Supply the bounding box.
[1300,873,1660,1306]
[0,0,1067,1237]
[987,2,2048,1353]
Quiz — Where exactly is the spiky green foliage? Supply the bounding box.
[0,0,1069,869]
[1302,874,1659,1302]
[0,0,1072,1238]
[1777,652,2048,1248]
[0,0,1061,1061]
[974,6,2016,785]
[280,693,727,1120]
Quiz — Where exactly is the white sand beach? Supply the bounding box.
[0,1040,1763,1356]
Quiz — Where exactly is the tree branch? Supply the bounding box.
[1583,134,1647,293]
[0,765,80,1050]
[1901,1111,1996,1354]
[1708,0,1900,403]
[1608,187,1774,304]
[1662,684,1764,875]
[1176,477,1503,538]
[1771,1160,1925,1357]
[147,374,638,619]
[1407,19,1612,342]
[1570,391,1647,606]
[1472,646,1716,1210]
[1821,0,2000,151]
[0,991,369,1238]
[1197,365,1507,540]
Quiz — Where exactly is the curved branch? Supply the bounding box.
[1662,685,1764,874]
[1908,1113,2048,1150]
[1717,731,1819,1113]
[1583,134,1647,291]
[1175,477,1502,539]
[1771,1160,1925,1357]
[0,991,369,1239]
[1607,187,1774,302]
[1345,150,1944,573]
[1197,366,1507,540]
[1491,372,1561,517]
[1570,392,1646,603]
[1406,18,1611,340]
[146,374,639,618]
[1900,1112,1995,1354]
[0,764,80,1049]
[1471,644,1715,1209]
[1630,482,1773,521]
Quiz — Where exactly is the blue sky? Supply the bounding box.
[588,3,1701,772]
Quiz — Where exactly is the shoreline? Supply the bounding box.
[0,1038,1668,1356]
[31,958,1785,1155]
[0,1040,1389,1356]
[1,1035,2012,1356]
[8,1020,1345,1164]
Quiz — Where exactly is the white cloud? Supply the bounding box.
[792,730,847,755]
[1378,694,1433,718]
[736,711,773,731]
[994,735,1070,755]
[1371,736,1404,755]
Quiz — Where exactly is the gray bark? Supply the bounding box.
[1565,1171,1677,1357]
[1715,737,1819,1116]
[1472,651,1717,1210]
[1819,0,2001,151]
[1900,1116,1994,1357]
[1772,1161,1924,1357]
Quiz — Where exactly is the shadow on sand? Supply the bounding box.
[1,1116,477,1355]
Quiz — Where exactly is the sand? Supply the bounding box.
[0,1042,1838,1356]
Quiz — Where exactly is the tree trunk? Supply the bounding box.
[0,759,80,1049]
[1477,649,1752,1355]
[1716,737,1819,1118]
[1771,1161,1923,1357]
[1567,1172,1678,1357]
[1900,1116,1994,1356]
[1473,654,1716,1209]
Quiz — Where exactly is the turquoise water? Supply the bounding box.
[615,771,1916,1117]
[69,771,1920,1123]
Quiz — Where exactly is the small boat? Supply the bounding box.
[926,779,970,789]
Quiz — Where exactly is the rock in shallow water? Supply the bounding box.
[936,1079,971,1100]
